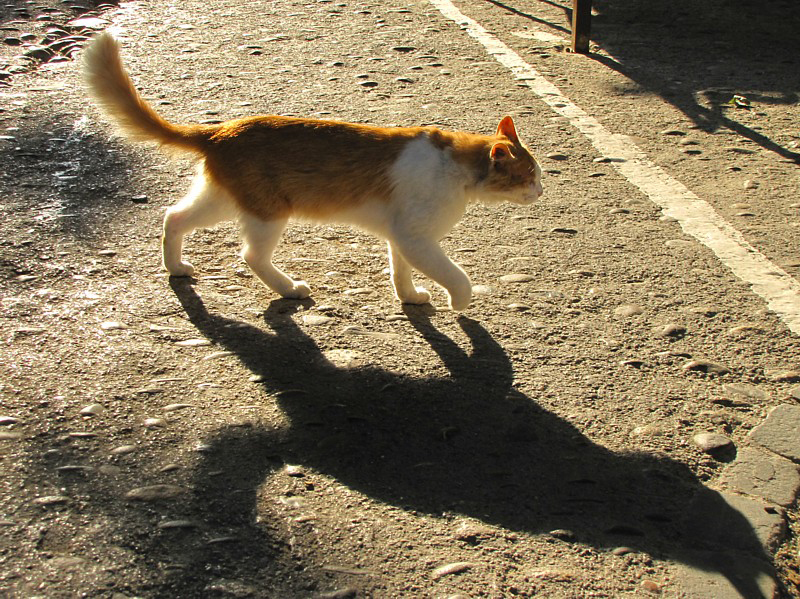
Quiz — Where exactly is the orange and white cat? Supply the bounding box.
[84,33,543,310]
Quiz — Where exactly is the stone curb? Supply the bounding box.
[676,404,800,598]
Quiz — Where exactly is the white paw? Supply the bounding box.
[167,261,195,277]
[400,287,431,305]
[448,294,471,311]
[282,281,311,300]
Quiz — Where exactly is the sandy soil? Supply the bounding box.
[1,0,798,597]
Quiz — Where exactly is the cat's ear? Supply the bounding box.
[496,116,519,144]
[490,143,515,161]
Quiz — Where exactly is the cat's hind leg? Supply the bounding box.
[240,214,311,299]
[163,172,236,277]
[387,241,431,305]
[390,235,472,311]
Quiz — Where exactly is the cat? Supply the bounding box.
[83,33,543,310]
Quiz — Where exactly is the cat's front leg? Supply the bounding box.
[387,241,431,305]
[390,236,472,311]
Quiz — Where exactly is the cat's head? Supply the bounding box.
[482,116,543,205]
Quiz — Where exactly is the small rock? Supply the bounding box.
[549,529,576,541]
[545,152,568,161]
[432,562,474,579]
[499,273,535,283]
[285,464,305,477]
[0,416,20,426]
[765,369,800,383]
[343,287,373,296]
[79,403,104,416]
[693,432,734,454]
[163,403,194,412]
[110,445,137,455]
[744,179,759,190]
[612,546,635,556]
[34,495,69,505]
[157,520,199,529]
[125,484,187,501]
[641,579,662,594]
[550,227,577,235]
[143,418,166,428]
[660,129,686,136]
[175,338,211,347]
[506,303,531,311]
[614,304,644,317]
[101,321,127,331]
[655,323,686,338]
[303,313,333,326]
[722,383,767,402]
[683,360,730,375]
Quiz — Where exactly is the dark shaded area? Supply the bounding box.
[0,0,118,24]
[589,0,800,163]
[119,279,777,597]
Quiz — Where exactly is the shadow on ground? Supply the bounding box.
[125,280,776,597]
[589,0,800,163]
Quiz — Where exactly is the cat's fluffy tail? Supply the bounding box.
[83,33,211,152]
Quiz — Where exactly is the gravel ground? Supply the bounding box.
[1,0,798,597]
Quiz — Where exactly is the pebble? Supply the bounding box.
[693,432,734,453]
[343,288,373,296]
[545,152,568,161]
[358,80,379,88]
[316,589,357,599]
[79,403,104,416]
[163,403,194,412]
[727,324,763,335]
[499,273,535,283]
[303,313,333,326]
[641,579,662,594]
[506,303,531,311]
[0,416,20,426]
[660,129,686,136]
[203,350,234,360]
[56,465,92,473]
[664,239,695,249]
[655,323,686,338]
[175,338,211,347]
[614,304,644,317]
[285,464,304,477]
[100,321,127,331]
[549,528,576,541]
[69,431,97,438]
[550,227,577,234]
[110,445,137,455]
[744,179,759,190]
[34,495,69,505]
[432,562,474,579]
[125,484,187,501]
[721,383,767,402]
[143,418,166,428]
[765,369,800,383]
[683,359,730,375]
[157,520,198,529]
[612,546,635,556]
[608,208,629,214]
[343,325,399,341]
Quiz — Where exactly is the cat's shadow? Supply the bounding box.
[168,279,776,598]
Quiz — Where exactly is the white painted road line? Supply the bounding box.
[430,0,800,335]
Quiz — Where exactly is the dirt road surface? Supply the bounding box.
[1,0,799,597]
